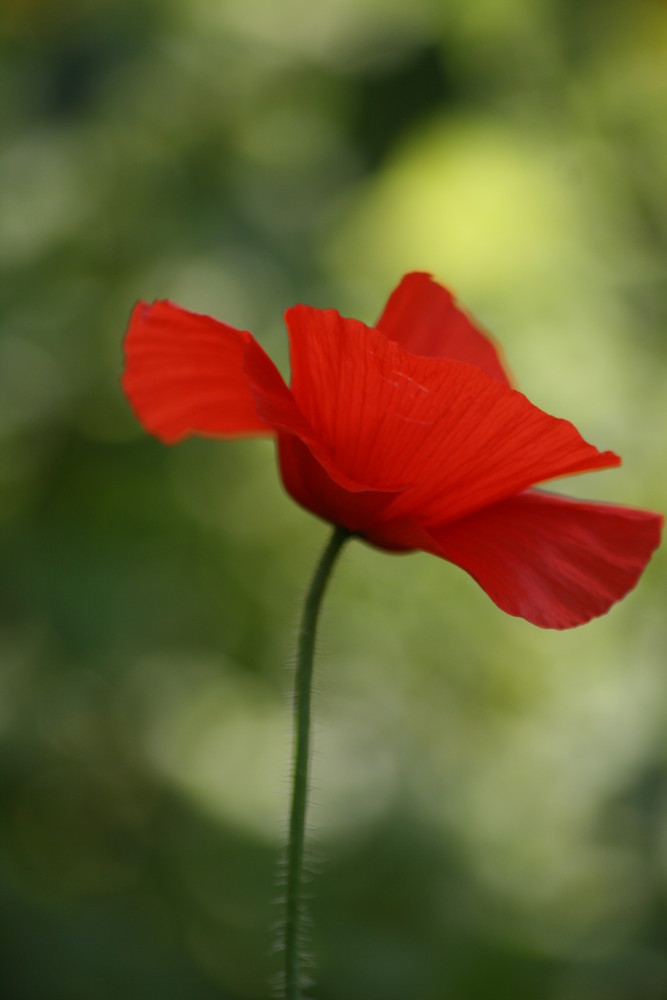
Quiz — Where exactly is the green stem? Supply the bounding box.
[285,525,351,1000]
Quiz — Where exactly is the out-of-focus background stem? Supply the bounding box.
[1,2,666,998]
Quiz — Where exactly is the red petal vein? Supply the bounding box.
[376,272,513,385]
[122,301,271,442]
[426,490,663,628]
[284,305,618,525]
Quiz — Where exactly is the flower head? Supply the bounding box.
[122,273,662,628]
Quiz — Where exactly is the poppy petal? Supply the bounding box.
[388,386,621,527]
[284,304,619,525]
[423,490,663,628]
[122,301,271,442]
[376,272,512,385]
[276,434,402,534]
[283,305,413,491]
[243,338,402,501]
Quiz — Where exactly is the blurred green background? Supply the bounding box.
[1,1,666,998]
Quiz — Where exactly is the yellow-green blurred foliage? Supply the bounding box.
[1,1,666,998]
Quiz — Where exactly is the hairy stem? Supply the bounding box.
[285,525,350,999]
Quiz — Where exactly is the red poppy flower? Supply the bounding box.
[122,272,662,629]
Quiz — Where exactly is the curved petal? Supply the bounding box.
[121,301,280,444]
[244,338,402,501]
[362,512,436,553]
[376,272,512,385]
[284,304,619,526]
[121,301,271,442]
[277,434,401,534]
[423,490,663,628]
